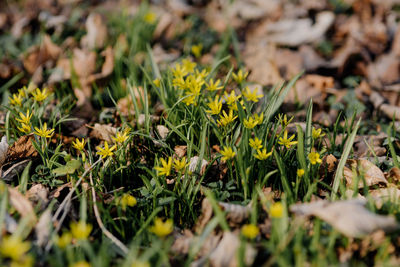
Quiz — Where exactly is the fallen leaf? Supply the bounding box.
[290,199,399,237]
[0,136,9,167]
[219,201,252,225]
[8,187,37,226]
[81,13,108,49]
[343,159,388,188]
[6,134,38,163]
[26,184,49,210]
[156,125,169,140]
[188,156,208,176]
[35,208,52,247]
[89,123,117,143]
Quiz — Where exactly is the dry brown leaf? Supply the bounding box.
[174,145,187,158]
[188,156,208,176]
[386,167,400,183]
[206,231,256,267]
[88,46,114,82]
[81,13,107,50]
[290,199,399,237]
[6,134,38,163]
[35,208,52,247]
[27,184,49,210]
[343,159,388,188]
[8,187,37,226]
[219,201,252,225]
[0,136,9,167]
[195,198,213,234]
[89,123,117,143]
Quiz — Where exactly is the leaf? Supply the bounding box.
[8,187,37,226]
[35,208,52,247]
[343,159,388,188]
[52,160,81,177]
[81,13,108,50]
[0,136,8,167]
[6,134,38,163]
[290,199,399,238]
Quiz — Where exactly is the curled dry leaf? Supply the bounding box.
[89,123,117,143]
[343,159,388,188]
[6,134,38,163]
[172,230,221,257]
[174,145,187,158]
[189,156,208,176]
[195,198,213,234]
[8,187,37,226]
[35,208,52,247]
[81,13,107,50]
[219,201,252,225]
[27,184,49,210]
[386,167,400,183]
[156,125,169,140]
[0,136,8,167]
[290,199,399,238]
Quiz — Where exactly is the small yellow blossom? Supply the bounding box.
[172,76,185,89]
[254,113,264,125]
[254,148,272,160]
[96,141,117,159]
[34,123,54,138]
[229,100,246,111]
[249,137,262,150]
[243,87,263,103]
[243,117,258,129]
[191,44,203,58]
[224,91,241,106]
[149,218,173,237]
[70,261,91,267]
[9,93,23,106]
[278,130,298,149]
[312,127,325,139]
[220,146,236,161]
[31,88,50,102]
[55,232,72,249]
[206,79,223,91]
[112,131,129,143]
[172,64,188,78]
[270,202,283,218]
[232,69,248,84]
[155,157,173,176]
[143,12,156,24]
[16,110,32,125]
[18,87,27,98]
[70,221,92,240]
[297,169,305,177]
[0,235,31,260]
[119,194,137,211]
[194,69,209,80]
[131,261,150,267]
[182,59,196,73]
[182,94,197,106]
[153,78,161,87]
[279,114,293,128]
[206,96,222,115]
[10,255,33,267]
[18,123,31,134]
[241,224,259,239]
[72,138,85,151]
[217,109,237,127]
[173,157,187,172]
[308,150,322,165]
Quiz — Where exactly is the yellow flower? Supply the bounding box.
[0,235,31,260]
[55,232,72,249]
[70,261,91,267]
[112,131,129,143]
[119,194,137,211]
[206,79,223,91]
[131,261,150,267]
[243,87,263,103]
[70,221,92,240]
[72,138,85,151]
[182,59,196,73]
[182,94,197,106]
[9,93,23,106]
[191,44,203,58]
[149,218,173,237]
[278,130,298,149]
[297,169,305,177]
[241,224,259,239]
[279,114,293,128]
[31,88,50,102]
[173,157,187,172]
[229,100,246,111]
[173,76,185,89]
[249,137,262,150]
[243,116,258,129]
[308,150,322,165]
[254,113,264,125]
[206,96,222,115]
[153,78,161,87]
[10,255,33,267]
[144,12,156,24]
[254,148,272,160]
[217,109,237,127]
[312,127,325,139]
[232,69,248,84]
[220,146,236,161]
[18,123,31,134]
[96,141,117,159]
[224,91,241,106]
[194,69,209,80]
[18,87,27,98]
[34,123,54,138]
[270,202,283,218]
[16,110,32,125]
[172,64,188,78]
[155,157,173,176]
